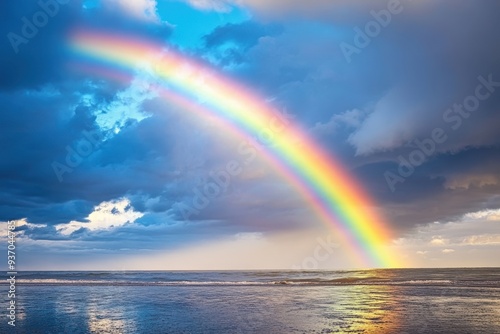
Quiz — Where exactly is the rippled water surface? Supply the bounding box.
[1,268,499,333]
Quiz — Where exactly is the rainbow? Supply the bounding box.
[68,30,399,268]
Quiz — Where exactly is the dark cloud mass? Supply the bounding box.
[222,0,500,231]
[0,1,81,89]
[0,0,499,264]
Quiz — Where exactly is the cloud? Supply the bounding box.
[91,76,156,134]
[430,237,448,246]
[56,198,144,235]
[313,109,365,136]
[0,218,45,239]
[462,235,500,246]
[185,0,234,12]
[348,86,430,155]
[464,209,500,221]
[103,0,161,23]
[201,21,283,67]
[389,208,500,266]
[184,0,370,17]
[445,174,499,190]
[203,21,282,49]
[0,1,80,89]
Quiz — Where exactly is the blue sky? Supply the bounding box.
[1,0,500,269]
[157,0,250,48]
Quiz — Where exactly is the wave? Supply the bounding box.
[4,269,500,287]
[12,279,270,286]
[7,278,499,287]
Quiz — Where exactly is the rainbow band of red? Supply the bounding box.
[69,30,399,268]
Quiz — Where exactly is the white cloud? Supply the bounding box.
[0,219,46,239]
[462,235,500,246]
[103,0,161,22]
[313,109,365,135]
[348,87,425,155]
[92,75,157,136]
[185,0,234,12]
[56,198,143,236]
[390,207,500,267]
[464,209,500,221]
[430,236,448,246]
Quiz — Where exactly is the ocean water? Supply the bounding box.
[1,268,499,333]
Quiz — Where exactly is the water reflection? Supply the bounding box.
[7,279,500,333]
[323,285,400,333]
[228,285,402,333]
[84,288,137,334]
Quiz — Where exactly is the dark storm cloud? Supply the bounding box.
[0,1,172,90]
[0,1,81,89]
[0,86,99,223]
[0,0,178,232]
[210,0,500,231]
[341,0,500,229]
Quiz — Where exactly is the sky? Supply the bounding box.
[1,0,499,270]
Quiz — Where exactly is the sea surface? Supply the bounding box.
[1,268,499,333]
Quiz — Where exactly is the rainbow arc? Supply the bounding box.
[69,30,400,268]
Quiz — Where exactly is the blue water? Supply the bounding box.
[1,268,499,333]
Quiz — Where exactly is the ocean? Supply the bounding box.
[1,268,499,333]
